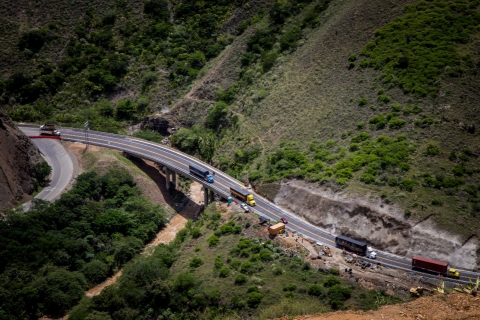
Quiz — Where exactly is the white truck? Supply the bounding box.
[40,124,61,136]
[366,247,377,259]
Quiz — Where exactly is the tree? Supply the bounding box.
[115,99,137,121]
[82,260,109,285]
[205,102,229,130]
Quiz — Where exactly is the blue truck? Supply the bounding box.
[189,164,214,183]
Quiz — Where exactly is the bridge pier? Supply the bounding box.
[171,171,177,190]
[204,186,209,206]
[165,167,170,190]
[210,189,215,202]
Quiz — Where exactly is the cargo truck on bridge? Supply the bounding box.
[412,255,460,279]
[229,186,256,206]
[335,235,367,256]
[39,124,61,136]
[189,165,214,183]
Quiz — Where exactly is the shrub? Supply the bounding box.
[190,257,204,268]
[208,235,220,247]
[388,118,405,129]
[307,284,324,297]
[377,95,391,104]
[404,209,411,216]
[357,122,365,130]
[260,249,273,262]
[283,283,297,292]
[272,266,283,276]
[425,144,440,156]
[351,132,370,143]
[391,104,402,112]
[328,285,351,309]
[261,50,279,72]
[360,173,375,184]
[219,267,230,278]
[399,179,417,192]
[388,177,398,186]
[348,54,357,62]
[115,99,137,121]
[280,26,302,51]
[431,199,443,206]
[234,274,248,285]
[190,227,202,238]
[241,261,254,274]
[81,260,109,285]
[369,115,387,130]
[323,276,341,288]
[247,292,263,308]
[330,268,340,276]
[358,97,367,106]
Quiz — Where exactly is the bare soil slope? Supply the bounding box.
[279,293,480,320]
[0,110,43,210]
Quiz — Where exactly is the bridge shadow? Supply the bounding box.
[127,156,202,220]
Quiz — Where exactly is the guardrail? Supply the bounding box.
[28,136,61,139]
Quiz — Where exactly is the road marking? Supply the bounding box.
[62,132,478,282]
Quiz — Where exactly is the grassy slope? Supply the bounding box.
[195,0,480,241]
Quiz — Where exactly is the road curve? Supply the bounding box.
[17,125,479,283]
[19,126,74,210]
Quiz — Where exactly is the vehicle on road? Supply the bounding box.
[367,247,377,259]
[280,217,288,224]
[268,222,285,235]
[189,164,214,183]
[412,255,460,279]
[335,235,367,256]
[39,124,61,136]
[229,186,256,206]
[240,203,249,212]
[259,216,268,224]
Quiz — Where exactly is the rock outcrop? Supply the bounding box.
[0,109,43,211]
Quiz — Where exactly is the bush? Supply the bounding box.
[234,274,248,285]
[377,95,391,104]
[190,227,202,238]
[260,249,273,262]
[219,267,230,278]
[425,144,440,156]
[240,261,254,274]
[283,283,297,292]
[115,99,137,121]
[328,285,351,309]
[388,118,405,129]
[261,50,279,72]
[351,132,370,143]
[307,284,324,297]
[323,276,341,288]
[190,257,204,268]
[208,235,220,247]
[358,98,367,106]
[369,115,387,130]
[247,291,263,308]
[399,179,417,192]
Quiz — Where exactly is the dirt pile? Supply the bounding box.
[0,111,43,211]
[279,293,480,320]
[274,180,478,270]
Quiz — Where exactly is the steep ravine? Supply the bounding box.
[0,110,43,211]
[274,180,478,270]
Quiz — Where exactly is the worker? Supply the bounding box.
[212,171,215,176]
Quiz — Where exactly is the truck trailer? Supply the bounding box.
[229,186,256,206]
[39,124,61,136]
[412,256,460,279]
[189,165,214,183]
[335,235,367,256]
[268,222,285,235]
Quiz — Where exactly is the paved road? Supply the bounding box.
[17,125,479,283]
[19,127,74,210]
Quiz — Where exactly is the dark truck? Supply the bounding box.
[189,165,214,183]
[335,235,367,256]
[412,255,460,279]
[229,186,256,206]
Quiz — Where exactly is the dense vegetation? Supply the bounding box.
[0,169,167,318]
[2,0,249,131]
[68,205,402,320]
[358,0,480,97]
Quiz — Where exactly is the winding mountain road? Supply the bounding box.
[17,125,479,284]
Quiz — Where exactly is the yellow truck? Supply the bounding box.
[229,186,256,206]
[268,223,285,235]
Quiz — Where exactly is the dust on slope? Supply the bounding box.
[278,293,480,320]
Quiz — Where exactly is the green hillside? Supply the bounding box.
[2,0,480,243]
[68,204,402,319]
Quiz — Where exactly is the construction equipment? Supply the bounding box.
[268,222,285,235]
[39,124,60,136]
[412,256,460,279]
[321,245,332,257]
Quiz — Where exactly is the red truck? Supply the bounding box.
[412,255,460,279]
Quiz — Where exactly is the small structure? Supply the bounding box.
[268,222,285,235]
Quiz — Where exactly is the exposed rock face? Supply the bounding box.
[0,109,43,211]
[141,116,171,136]
[274,180,478,270]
